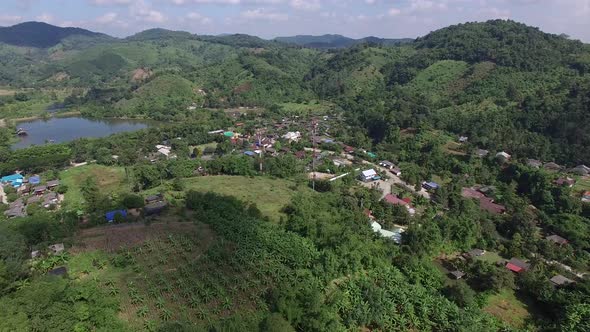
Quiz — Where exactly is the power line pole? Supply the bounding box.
[311,118,317,191]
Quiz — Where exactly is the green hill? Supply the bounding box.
[0,21,114,48]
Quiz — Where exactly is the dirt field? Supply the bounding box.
[71,222,214,253]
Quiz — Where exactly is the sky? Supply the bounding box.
[0,0,589,41]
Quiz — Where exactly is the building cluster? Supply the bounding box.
[1,173,62,218]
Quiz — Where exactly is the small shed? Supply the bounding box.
[46,180,60,189]
[48,243,65,255]
[144,201,168,216]
[29,176,41,185]
[550,275,574,287]
[546,234,568,246]
[47,266,68,277]
[449,270,465,280]
[422,182,440,191]
[468,249,486,257]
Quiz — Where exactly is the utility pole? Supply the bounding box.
[311,118,317,191]
[257,129,263,173]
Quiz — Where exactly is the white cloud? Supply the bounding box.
[241,8,288,21]
[90,0,134,5]
[290,0,321,10]
[186,12,213,24]
[130,0,167,23]
[96,12,119,24]
[36,13,55,23]
[388,7,401,16]
[0,15,23,26]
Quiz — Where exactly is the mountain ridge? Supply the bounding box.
[0,21,115,48]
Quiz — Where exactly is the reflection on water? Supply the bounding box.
[11,116,154,149]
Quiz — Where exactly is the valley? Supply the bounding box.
[0,19,589,332]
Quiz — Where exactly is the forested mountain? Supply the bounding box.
[275,34,412,48]
[0,21,114,48]
[1,19,590,163]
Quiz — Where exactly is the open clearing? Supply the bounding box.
[484,289,531,328]
[61,164,127,208]
[71,221,210,253]
[180,175,303,221]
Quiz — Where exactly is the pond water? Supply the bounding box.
[12,116,153,149]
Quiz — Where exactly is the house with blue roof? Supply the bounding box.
[1,174,24,188]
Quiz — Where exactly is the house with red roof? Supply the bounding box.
[505,258,530,273]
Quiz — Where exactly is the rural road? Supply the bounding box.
[0,184,7,204]
[360,160,431,200]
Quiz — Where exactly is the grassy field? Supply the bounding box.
[60,164,128,209]
[279,101,333,115]
[475,251,504,264]
[177,175,302,221]
[484,289,531,328]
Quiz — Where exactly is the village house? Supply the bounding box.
[156,145,175,159]
[46,180,60,190]
[27,195,41,205]
[496,151,511,161]
[526,159,543,168]
[390,167,402,176]
[383,194,416,215]
[379,160,395,170]
[33,185,48,195]
[282,131,301,142]
[144,201,168,216]
[449,270,465,279]
[544,162,563,172]
[1,173,24,188]
[422,181,440,191]
[333,159,352,168]
[461,187,486,200]
[467,249,486,258]
[359,169,378,182]
[546,234,568,246]
[4,199,26,218]
[582,191,590,203]
[570,164,590,176]
[474,149,489,158]
[458,136,468,143]
[43,192,59,208]
[550,275,574,287]
[554,177,576,187]
[48,243,65,255]
[505,258,530,273]
[370,221,404,244]
[480,197,507,215]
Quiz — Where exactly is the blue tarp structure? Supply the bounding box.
[1,174,24,188]
[29,176,41,185]
[244,151,256,157]
[105,210,127,222]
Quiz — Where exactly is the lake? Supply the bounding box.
[12,116,153,149]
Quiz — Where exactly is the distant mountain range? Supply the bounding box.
[274,34,413,48]
[0,22,114,48]
[0,22,410,50]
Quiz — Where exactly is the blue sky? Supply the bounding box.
[1,0,589,41]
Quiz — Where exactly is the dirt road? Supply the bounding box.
[360,160,431,200]
[0,185,7,204]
